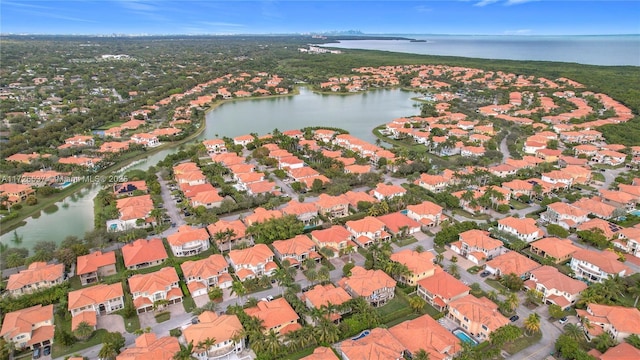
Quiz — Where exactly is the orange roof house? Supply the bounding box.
[110,194,154,231]
[524,266,587,310]
[343,190,379,210]
[128,267,182,313]
[417,268,470,311]
[183,312,244,357]
[485,251,541,278]
[281,200,319,225]
[0,304,54,350]
[167,225,210,257]
[376,212,422,237]
[406,200,446,228]
[570,249,632,283]
[370,183,407,201]
[113,180,147,197]
[541,202,589,230]
[6,262,65,296]
[573,198,617,219]
[206,219,250,252]
[449,229,504,265]
[389,314,462,360]
[310,225,354,258]
[228,244,277,280]
[181,254,231,297]
[121,238,168,270]
[529,237,579,264]
[68,283,124,330]
[76,250,117,285]
[447,295,509,340]
[0,183,35,204]
[302,284,352,323]
[272,235,320,267]
[389,249,436,285]
[301,347,340,360]
[243,207,283,226]
[315,194,350,218]
[338,266,396,307]
[577,303,640,342]
[244,298,300,335]
[339,328,405,360]
[497,216,543,243]
[116,333,179,360]
[596,342,640,360]
[346,216,391,248]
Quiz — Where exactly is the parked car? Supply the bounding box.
[559,317,569,324]
[43,346,51,356]
[480,270,491,278]
[509,315,519,322]
[32,347,41,359]
[191,317,199,325]
[267,295,274,301]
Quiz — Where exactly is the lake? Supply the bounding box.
[322,35,640,66]
[0,87,420,251]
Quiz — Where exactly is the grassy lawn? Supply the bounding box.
[182,296,196,313]
[467,266,482,274]
[94,122,124,130]
[509,199,530,210]
[52,328,108,358]
[453,209,491,220]
[384,312,422,327]
[155,311,171,323]
[503,332,542,355]
[376,297,408,317]
[423,303,445,320]
[395,236,418,247]
[68,275,83,291]
[485,278,509,292]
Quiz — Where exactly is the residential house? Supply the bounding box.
[389,314,462,360]
[573,198,617,219]
[414,173,451,193]
[228,244,278,281]
[0,305,54,350]
[541,202,589,230]
[615,227,640,258]
[497,217,543,243]
[167,225,210,257]
[447,295,509,340]
[113,180,148,197]
[0,183,35,205]
[591,342,640,360]
[63,135,94,147]
[389,249,436,285]
[206,219,251,252]
[449,229,504,265]
[107,194,154,231]
[343,190,379,211]
[244,298,300,335]
[121,238,168,270]
[131,133,159,147]
[281,200,319,226]
[405,200,446,229]
[529,237,579,264]
[243,207,282,226]
[6,262,65,297]
[599,189,637,210]
[76,251,117,285]
[570,249,631,283]
[340,328,405,360]
[577,304,640,342]
[377,212,421,237]
[272,235,320,268]
[181,255,232,298]
[315,194,350,218]
[524,266,587,310]
[128,267,183,313]
[484,251,541,278]
[310,225,354,258]
[300,347,340,360]
[301,284,352,323]
[202,139,228,154]
[116,333,179,360]
[68,283,124,331]
[183,312,244,359]
[338,266,396,307]
[370,183,407,201]
[345,216,391,248]
[417,268,470,311]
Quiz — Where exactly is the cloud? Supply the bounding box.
[113,0,167,21]
[474,0,500,7]
[503,29,533,35]
[505,0,538,5]
[3,1,53,10]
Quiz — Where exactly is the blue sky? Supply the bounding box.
[2,1,639,35]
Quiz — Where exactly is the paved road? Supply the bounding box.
[157,171,186,228]
[500,131,512,161]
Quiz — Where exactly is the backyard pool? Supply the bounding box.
[453,329,478,346]
[351,330,370,341]
[629,210,640,217]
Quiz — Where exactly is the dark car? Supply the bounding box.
[191,317,199,325]
[32,347,41,359]
[480,270,491,278]
[509,315,519,322]
[43,346,51,356]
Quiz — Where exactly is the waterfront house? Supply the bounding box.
[76,251,117,285]
[0,305,54,351]
[122,238,168,270]
[6,262,64,297]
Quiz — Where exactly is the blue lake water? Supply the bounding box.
[322,35,640,66]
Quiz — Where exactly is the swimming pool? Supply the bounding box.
[351,330,370,341]
[629,210,640,217]
[453,329,478,346]
[58,181,72,189]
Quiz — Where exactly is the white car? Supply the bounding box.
[559,317,569,324]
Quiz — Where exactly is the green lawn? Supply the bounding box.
[503,332,542,355]
[375,296,409,318]
[155,311,171,323]
[395,236,418,247]
[453,209,491,220]
[95,122,124,130]
[485,278,510,292]
[52,329,108,358]
[509,199,530,210]
[467,266,482,274]
[182,296,196,313]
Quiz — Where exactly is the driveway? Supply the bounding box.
[193,294,210,308]
[97,314,126,334]
[138,303,187,329]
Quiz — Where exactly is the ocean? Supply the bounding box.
[321,35,640,66]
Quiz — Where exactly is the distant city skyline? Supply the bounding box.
[1,1,639,36]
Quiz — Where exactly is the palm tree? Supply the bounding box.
[413,349,430,360]
[414,245,425,253]
[314,318,340,344]
[317,266,331,284]
[409,296,427,313]
[264,330,282,357]
[448,263,460,279]
[173,341,196,360]
[627,280,640,307]
[505,293,520,313]
[98,343,118,360]
[524,313,541,335]
[345,244,355,263]
[486,290,499,301]
[73,321,94,341]
[197,337,217,357]
[435,253,444,265]
[230,280,246,305]
[564,323,584,341]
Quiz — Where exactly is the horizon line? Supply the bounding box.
[2,32,639,37]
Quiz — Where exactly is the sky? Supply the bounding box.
[1,0,639,36]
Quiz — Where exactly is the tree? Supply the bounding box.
[342,262,355,277]
[314,318,340,344]
[625,334,640,350]
[526,289,544,306]
[197,337,217,357]
[173,341,196,360]
[500,273,524,291]
[504,293,520,313]
[73,321,94,341]
[448,263,460,279]
[208,287,223,301]
[435,253,444,265]
[563,323,585,341]
[548,304,566,319]
[98,343,118,360]
[409,296,427,313]
[547,224,569,238]
[593,332,616,353]
[413,349,430,360]
[524,313,541,335]
[490,324,522,347]
[230,281,246,304]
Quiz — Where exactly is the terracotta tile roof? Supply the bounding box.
[406,200,443,216]
[343,190,378,208]
[128,267,180,297]
[315,193,350,210]
[600,189,636,204]
[273,235,316,257]
[486,251,541,276]
[371,183,407,198]
[311,225,352,244]
[459,229,502,250]
[229,244,275,267]
[449,295,509,332]
[122,238,168,268]
[577,218,620,239]
[0,304,54,340]
[244,298,299,331]
[301,346,340,360]
[530,237,579,259]
[376,212,421,234]
[116,333,180,360]
[529,266,587,295]
[417,268,470,300]
[6,262,64,291]
[282,200,318,216]
[27,325,55,347]
[116,194,153,221]
[572,249,631,275]
[389,314,461,360]
[599,342,640,360]
[498,217,542,236]
[390,249,435,277]
[71,310,97,331]
[340,328,405,360]
[68,283,124,311]
[180,254,228,281]
[243,207,282,225]
[547,202,589,218]
[183,312,243,351]
[573,198,616,218]
[167,225,209,246]
[172,162,200,174]
[338,266,396,297]
[76,251,116,276]
[206,219,247,240]
[580,303,640,335]
[302,284,352,309]
[346,216,385,234]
